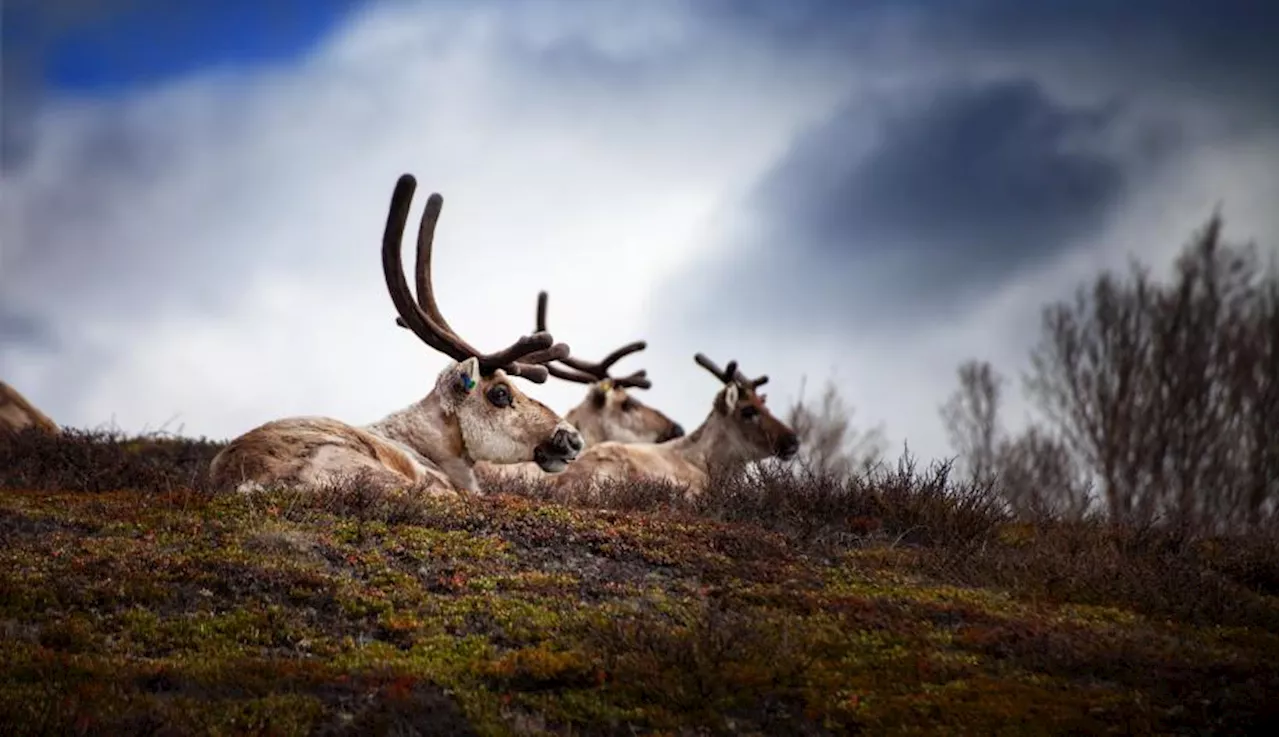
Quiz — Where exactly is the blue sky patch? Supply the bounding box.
[5,0,368,95]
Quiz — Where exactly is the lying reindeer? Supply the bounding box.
[1,381,59,436]
[208,174,585,496]
[498,353,800,498]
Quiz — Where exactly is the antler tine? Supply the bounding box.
[389,180,566,377]
[726,363,767,389]
[537,290,653,388]
[611,369,652,390]
[545,362,602,384]
[558,341,646,377]
[694,353,729,383]
[505,363,550,383]
[597,341,647,372]
[478,332,558,370]
[514,342,570,367]
[536,291,550,333]
[504,343,573,383]
[695,352,766,389]
[382,176,470,362]
[532,291,604,385]
[413,190,463,340]
[409,190,553,374]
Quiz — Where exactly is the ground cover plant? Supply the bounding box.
[1,427,1275,736]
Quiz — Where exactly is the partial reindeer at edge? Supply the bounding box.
[535,353,800,498]
[207,174,585,496]
[1,382,59,436]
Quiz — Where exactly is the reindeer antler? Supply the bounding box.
[384,174,569,382]
[693,353,768,389]
[534,291,653,390]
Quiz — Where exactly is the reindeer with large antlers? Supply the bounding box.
[1,381,59,436]
[208,174,585,495]
[536,352,800,498]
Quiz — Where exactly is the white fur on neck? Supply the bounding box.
[362,359,480,491]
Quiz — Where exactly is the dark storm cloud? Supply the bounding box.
[655,77,1132,332]
[778,79,1123,289]
[648,0,1274,338]
[697,0,1276,132]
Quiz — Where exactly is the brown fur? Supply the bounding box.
[565,382,684,446]
[208,363,580,496]
[208,417,454,495]
[475,380,683,484]
[0,381,59,436]
[493,382,798,499]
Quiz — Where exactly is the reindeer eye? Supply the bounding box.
[620,398,636,412]
[486,385,512,408]
[740,406,759,420]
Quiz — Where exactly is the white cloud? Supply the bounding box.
[2,0,1273,468]
[0,0,853,440]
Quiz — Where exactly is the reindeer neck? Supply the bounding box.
[365,392,477,491]
[662,409,745,474]
[565,397,606,447]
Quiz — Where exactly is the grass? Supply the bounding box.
[1,428,1275,735]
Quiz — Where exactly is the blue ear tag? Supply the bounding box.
[461,373,477,392]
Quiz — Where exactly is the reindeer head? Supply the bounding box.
[384,174,584,472]
[694,353,800,462]
[533,291,685,446]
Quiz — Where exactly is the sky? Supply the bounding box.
[2,0,1276,463]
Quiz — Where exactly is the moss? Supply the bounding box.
[0,462,1275,736]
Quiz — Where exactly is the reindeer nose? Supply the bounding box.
[776,433,800,460]
[662,423,685,442]
[554,427,584,455]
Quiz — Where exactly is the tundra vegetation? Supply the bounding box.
[0,214,1274,735]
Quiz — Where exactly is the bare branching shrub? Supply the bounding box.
[0,426,224,494]
[696,446,1008,554]
[1027,214,1278,534]
[994,427,1094,521]
[939,360,1004,483]
[785,376,887,478]
[939,361,1093,520]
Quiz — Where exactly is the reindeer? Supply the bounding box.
[208,174,585,496]
[1,381,59,436]
[536,353,800,498]
[524,291,684,445]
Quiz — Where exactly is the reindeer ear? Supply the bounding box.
[721,383,739,413]
[448,357,481,396]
